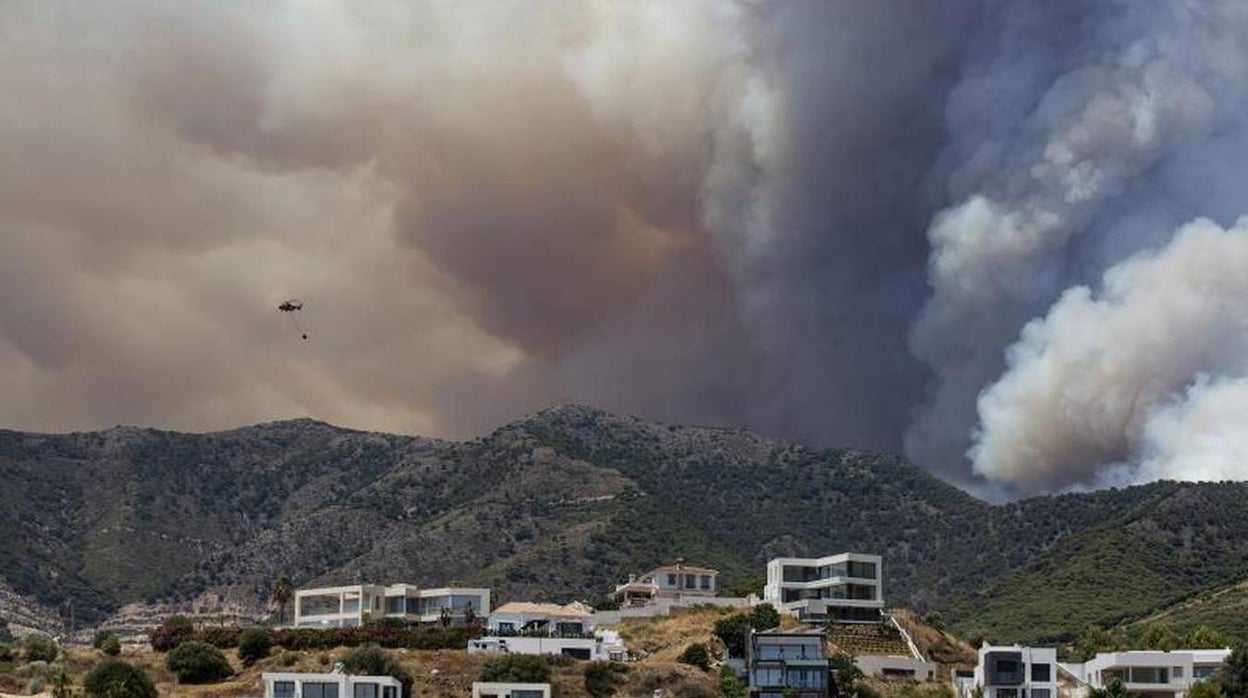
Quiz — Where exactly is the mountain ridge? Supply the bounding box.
[3,404,1247,644]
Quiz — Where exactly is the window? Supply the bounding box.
[498,622,515,634]
[303,683,340,698]
[353,683,379,698]
[685,575,697,589]
[514,692,545,698]
[1195,667,1218,679]
[753,667,783,686]
[382,688,397,698]
[1129,667,1168,684]
[995,690,1017,698]
[700,575,711,590]
[1173,667,1184,680]
[1032,689,1051,698]
[847,561,877,579]
[273,681,295,698]
[384,596,405,614]
[667,574,677,586]
[300,595,342,616]
[1031,664,1051,682]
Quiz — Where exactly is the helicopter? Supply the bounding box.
[278,299,308,339]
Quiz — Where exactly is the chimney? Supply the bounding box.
[676,557,686,570]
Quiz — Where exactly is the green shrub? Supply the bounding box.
[165,640,233,684]
[713,614,752,658]
[584,661,628,698]
[83,659,158,698]
[100,635,122,656]
[23,633,59,662]
[278,651,299,667]
[480,654,550,683]
[197,626,240,649]
[679,643,712,671]
[749,603,780,632]
[149,618,195,652]
[341,645,414,698]
[238,628,272,666]
[719,665,747,698]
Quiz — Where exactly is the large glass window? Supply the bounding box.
[301,595,341,616]
[382,688,397,698]
[700,575,711,590]
[384,597,405,614]
[685,575,697,589]
[995,689,1017,698]
[1031,663,1051,682]
[514,691,545,698]
[782,566,817,583]
[753,667,783,686]
[303,682,340,698]
[1195,667,1218,679]
[1173,667,1184,680]
[847,561,877,579]
[353,683,379,698]
[1129,667,1168,684]
[667,574,677,586]
[1032,689,1052,698]
[786,668,827,689]
[273,681,295,698]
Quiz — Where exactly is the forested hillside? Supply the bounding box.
[2,405,1246,643]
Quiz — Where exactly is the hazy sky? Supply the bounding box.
[5,1,1248,496]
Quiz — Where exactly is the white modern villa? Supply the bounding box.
[746,628,831,698]
[763,552,883,622]
[611,558,720,606]
[486,601,595,637]
[471,683,552,698]
[293,583,490,627]
[1067,649,1232,698]
[261,670,403,698]
[468,601,627,661]
[973,645,1059,698]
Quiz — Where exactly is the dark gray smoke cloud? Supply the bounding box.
[3,0,1248,495]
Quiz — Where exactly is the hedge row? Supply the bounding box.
[150,624,482,652]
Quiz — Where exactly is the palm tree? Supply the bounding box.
[272,575,293,626]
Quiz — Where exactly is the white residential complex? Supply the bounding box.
[973,645,1059,698]
[1073,650,1232,698]
[293,584,490,628]
[261,671,403,698]
[763,553,883,622]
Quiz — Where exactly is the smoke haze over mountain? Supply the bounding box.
[4,1,1248,496]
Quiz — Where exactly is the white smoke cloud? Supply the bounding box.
[907,1,1248,488]
[971,218,1248,493]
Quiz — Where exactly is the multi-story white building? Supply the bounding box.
[261,671,403,698]
[611,558,719,606]
[746,628,830,698]
[763,553,883,622]
[1074,650,1231,698]
[973,645,1058,698]
[293,583,490,628]
[472,683,552,698]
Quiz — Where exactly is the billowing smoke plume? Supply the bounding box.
[971,219,1248,492]
[4,1,1248,495]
